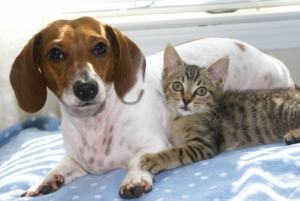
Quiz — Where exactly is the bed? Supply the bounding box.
[1,116,300,201]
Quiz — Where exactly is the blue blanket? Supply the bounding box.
[1,117,300,201]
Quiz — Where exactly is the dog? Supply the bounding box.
[10,17,295,199]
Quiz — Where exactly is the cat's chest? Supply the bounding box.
[169,118,188,146]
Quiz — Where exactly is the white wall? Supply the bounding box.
[267,49,300,85]
[1,2,299,129]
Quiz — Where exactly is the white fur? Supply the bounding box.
[148,38,294,91]
[25,38,294,197]
[61,64,106,108]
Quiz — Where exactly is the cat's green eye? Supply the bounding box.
[196,87,207,96]
[173,82,183,92]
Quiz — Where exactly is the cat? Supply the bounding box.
[139,45,300,174]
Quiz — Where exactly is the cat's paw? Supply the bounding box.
[21,174,64,197]
[283,129,300,145]
[139,153,164,174]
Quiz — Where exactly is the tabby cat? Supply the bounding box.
[139,45,300,174]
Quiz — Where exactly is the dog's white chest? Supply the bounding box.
[61,105,133,174]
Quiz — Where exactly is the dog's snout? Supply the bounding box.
[73,81,98,101]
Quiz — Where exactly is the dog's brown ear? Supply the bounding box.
[106,25,146,103]
[10,33,47,113]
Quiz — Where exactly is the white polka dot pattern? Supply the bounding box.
[1,117,300,200]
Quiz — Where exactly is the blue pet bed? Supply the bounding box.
[1,117,300,201]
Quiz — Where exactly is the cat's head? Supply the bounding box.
[162,45,229,117]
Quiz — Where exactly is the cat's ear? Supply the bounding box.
[205,57,229,86]
[163,45,184,75]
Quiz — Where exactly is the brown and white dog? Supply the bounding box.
[10,17,294,199]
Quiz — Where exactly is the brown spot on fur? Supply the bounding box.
[264,74,271,81]
[102,137,107,145]
[128,145,132,150]
[110,126,113,132]
[97,159,104,167]
[295,84,300,91]
[235,42,245,51]
[79,147,85,155]
[88,157,95,165]
[258,49,279,60]
[105,136,113,156]
[175,39,203,47]
[92,146,98,154]
[119,136,125,146]
[82,137,87,147]
[109,160,115,168]
[67,172,72,176]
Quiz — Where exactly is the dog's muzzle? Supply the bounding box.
[73,80,98,101]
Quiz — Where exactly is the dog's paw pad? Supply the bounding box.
[21,174,64,197]
[39,186,53,195]
[119,180,152,199]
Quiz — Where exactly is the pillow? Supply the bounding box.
[1,117,300,200]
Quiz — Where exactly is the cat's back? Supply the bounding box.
[217,88,300,151]
[220,88,300,106]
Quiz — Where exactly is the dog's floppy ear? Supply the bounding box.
[10,32,47,113]
[106,25,146,103]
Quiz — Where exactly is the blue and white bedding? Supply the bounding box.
[1,117,300,201]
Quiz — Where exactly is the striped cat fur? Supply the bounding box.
[139,45,300,174]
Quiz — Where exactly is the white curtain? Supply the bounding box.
[0,0,61,130]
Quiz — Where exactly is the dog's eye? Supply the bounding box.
[95,42,107,55]
[49,48,64,60]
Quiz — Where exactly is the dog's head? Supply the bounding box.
[10,17,146,113]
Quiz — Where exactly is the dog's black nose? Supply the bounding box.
[73,81,98,101]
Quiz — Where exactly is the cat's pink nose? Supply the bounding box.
[183,99,191,106]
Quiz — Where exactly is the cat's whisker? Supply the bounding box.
[147,45,300,176]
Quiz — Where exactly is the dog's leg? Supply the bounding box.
[22,155,87,197]
[119,144,168,199]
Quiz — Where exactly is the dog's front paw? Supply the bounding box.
[21,173,64,197]
[119,171,152,199]
[139,153,165,174]
[284,129,300,145]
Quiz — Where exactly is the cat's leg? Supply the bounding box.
[283,129,300,145]
[139,141,218,174]
[22,155,87,197]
